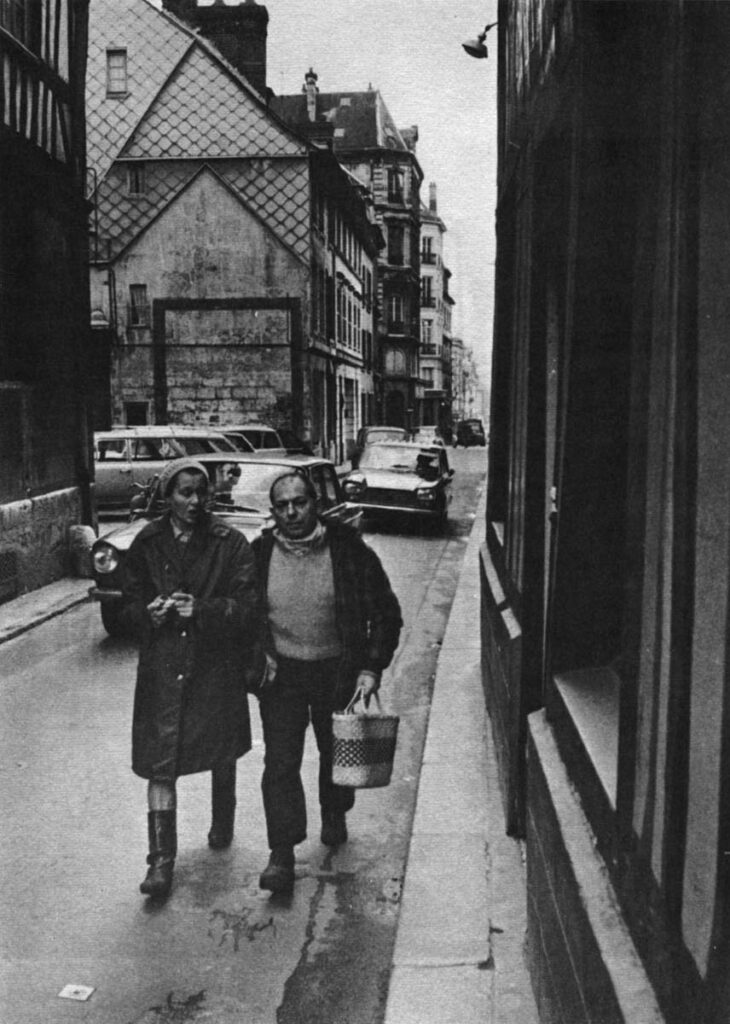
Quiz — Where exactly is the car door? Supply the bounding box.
[309,463,362,530]
[94,436,133,511]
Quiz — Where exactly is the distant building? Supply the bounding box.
[86,0,380,461]
[273,79,424,431]
[419,183,454,435]
[483,2,730,1022]
[0,0,92,596]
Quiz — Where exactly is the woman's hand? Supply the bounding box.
[170,591,195,620]
[148,595,174,628]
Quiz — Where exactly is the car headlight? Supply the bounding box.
[92,542,120,574]
[416,487,436,503]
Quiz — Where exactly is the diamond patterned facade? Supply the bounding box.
[87,1,310,263]
[87,0,191,183]
[123,47,304,162]
[95,158,310,263]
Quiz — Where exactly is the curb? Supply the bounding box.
[0,578,91,646]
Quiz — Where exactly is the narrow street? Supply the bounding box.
[0,450,486,1024]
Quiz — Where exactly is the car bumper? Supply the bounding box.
[89,585,123,602]
[359,499,441,518]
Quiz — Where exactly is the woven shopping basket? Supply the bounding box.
[332,690,399,788]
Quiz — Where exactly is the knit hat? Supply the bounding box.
[158,457,209,498]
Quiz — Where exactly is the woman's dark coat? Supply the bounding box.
[121,512,258,780]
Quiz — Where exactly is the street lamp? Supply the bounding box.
[461,21,498,59]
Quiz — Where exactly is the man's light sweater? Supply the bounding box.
[267,538,342,661]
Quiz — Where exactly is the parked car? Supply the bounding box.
[343,441,454,530]
[277,427,315,456]
[93,426,238,514]
[350,425,410,466]
[89,453,362,636]
[454,418,487,447]
[412,425,445,447]
[219,423,287,455]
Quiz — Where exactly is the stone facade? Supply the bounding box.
[0,489,84,595]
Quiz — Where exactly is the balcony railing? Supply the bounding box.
[421,296,436,308]
[421,252,437,265]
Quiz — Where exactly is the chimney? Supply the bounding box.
[303,67,319,123]
[164,1,270,96]
[429,182,437,213]
[400,125,419,152]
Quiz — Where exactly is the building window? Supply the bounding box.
[389,294,404,330]
[124,401,148,426]
[106,49,128,96]
[127,164,146,195]
[128,284,149,327]
[385,347,406,375]
[421,319,433,346]
[422,366,435,386]
[421,237,436,265]
[388,167,404,203]
[421,276,434,306]
[388,224,404,266]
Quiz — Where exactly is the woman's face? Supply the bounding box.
[168,470,208,530]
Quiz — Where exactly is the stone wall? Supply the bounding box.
[0,488,83,596]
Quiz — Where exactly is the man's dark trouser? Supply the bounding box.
[259,656,356,850]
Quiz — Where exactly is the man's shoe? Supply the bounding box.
[208,766,236,849]
[320,811,347,847]
[259,846,295,893]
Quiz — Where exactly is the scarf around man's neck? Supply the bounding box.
[273,519,327,556]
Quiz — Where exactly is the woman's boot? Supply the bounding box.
[208,764,236,849]
[140,810,176,897]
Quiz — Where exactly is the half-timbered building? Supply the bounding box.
[1,0,92,595]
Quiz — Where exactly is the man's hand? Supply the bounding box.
[357,670,380,706]
[170,591,195,620]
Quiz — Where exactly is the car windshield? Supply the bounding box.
[366,429,406,443]
[360,445,441,480]
[175,436,236,455]
[208,461,294,511]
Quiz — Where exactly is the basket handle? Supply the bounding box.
[343,688,383,715]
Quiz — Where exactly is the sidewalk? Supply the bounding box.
[0,576,90,645]
[0,491,539,1024]
[384,485,539,1024]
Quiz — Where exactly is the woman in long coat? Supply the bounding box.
[120,457,258,898]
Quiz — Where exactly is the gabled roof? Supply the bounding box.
[272,89,411,154]
[87,0,306,182]
[95,157,311,261]
[122,46,301,160]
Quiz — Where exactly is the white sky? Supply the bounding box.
[168,0,500,385]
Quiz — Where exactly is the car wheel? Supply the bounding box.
[101,602,125,637]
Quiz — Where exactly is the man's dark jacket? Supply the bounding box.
[251,519,402,704]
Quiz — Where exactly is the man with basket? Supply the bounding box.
[251,470,402,894]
